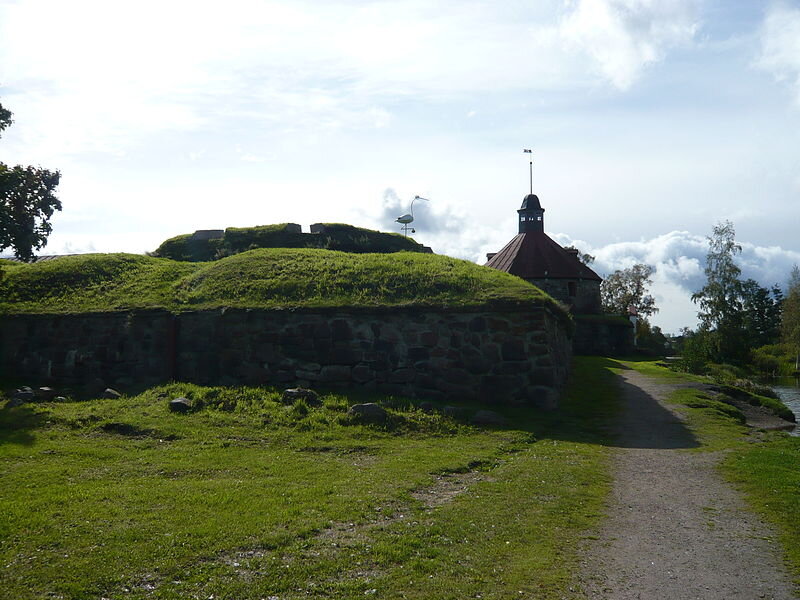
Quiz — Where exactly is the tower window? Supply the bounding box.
[568,282,577,297]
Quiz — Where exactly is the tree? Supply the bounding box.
[0,101,61,261]
[691,221,745,362]
[782,264,800,371]
[740,278,782,349]
[601,263,658,318]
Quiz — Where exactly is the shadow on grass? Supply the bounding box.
[0,403,45,446]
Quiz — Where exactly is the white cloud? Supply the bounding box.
[756,2,800,105]
[559,0,700,89]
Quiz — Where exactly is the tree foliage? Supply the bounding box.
[691,221,747,362]
[782,264,800,370]
[689,221,784,366]
[692,221,742,330]
[0,104,11,133]
[740,278,782,349]
[0,101,61,261]
[601,263,658,318]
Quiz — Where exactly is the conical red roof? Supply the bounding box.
[485,231,601,281]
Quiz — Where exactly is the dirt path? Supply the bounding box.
[577,368,797,600]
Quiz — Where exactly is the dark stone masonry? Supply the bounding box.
[1,305,572,408]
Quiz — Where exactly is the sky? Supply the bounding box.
[1,0,799,333]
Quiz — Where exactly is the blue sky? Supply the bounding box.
[1,0,799,332]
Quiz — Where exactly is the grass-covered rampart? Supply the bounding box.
[0,249,563,315]
[153,223,427,262]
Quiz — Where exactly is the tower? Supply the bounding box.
[485,191,602,314]
[518,194,545,233]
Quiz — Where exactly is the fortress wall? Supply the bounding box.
[1,306,571,408]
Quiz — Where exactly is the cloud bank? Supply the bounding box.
[549,230,800,332]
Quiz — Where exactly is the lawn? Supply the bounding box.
[0,356,618,600]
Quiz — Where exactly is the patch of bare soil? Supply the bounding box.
[577,370,798,600]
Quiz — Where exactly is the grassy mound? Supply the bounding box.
[153,223,428,262]
[0,249,560,315]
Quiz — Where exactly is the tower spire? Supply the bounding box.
[523,148,532,194]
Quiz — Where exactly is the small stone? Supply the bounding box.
[419,401,436,413]
[470,410,510,427]
[281,388,322,407]
[347,403,389,424]
[101,388,122,399]
[54,396,67,402]
[169,397,192,413]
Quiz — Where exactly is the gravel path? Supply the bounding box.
[577,368,797,600]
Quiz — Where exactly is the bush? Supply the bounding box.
[674,331,713,374]
[751,344,796,376]
[707,363,747,384]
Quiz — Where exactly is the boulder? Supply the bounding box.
[36,387,58,401]
[347,403,389,424]
[281,388,322,407]
[169,397,192,413]
[419,401,436,413]
[470,410,510,427]
[101,388,122,399]
[11,387,35,403]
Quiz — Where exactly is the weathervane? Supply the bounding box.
[524,148,533,194]
[395,195,430,237]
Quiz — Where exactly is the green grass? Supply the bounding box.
[624,360,800,583]
[0,249,562,315]
[0,356,618,599]
[723,434,800,582]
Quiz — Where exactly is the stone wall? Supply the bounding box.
[572,315,634,356]
[527,278,601,314]
[1,305,572,408]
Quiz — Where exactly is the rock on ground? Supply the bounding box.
[347,403,388,424]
